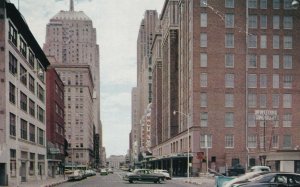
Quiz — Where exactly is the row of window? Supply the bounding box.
[9,82,45,123]
[200,112,293,128]
[200,0,294,10]
[200,74,293,89]
[8,22,45,82]
[9,52,45,103]
[200,13,293,30]
[200,53,293,69]
[200,33,293,49]
[9,113,45,145]
[199,134,292,149]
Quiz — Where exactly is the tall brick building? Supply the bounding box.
[150,0,300,176]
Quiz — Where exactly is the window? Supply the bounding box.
[283,113,292,127]
[200,73,207,87]
[200,53,207,67]
[260,74,267,88]
[29,124,35,142]
[37,84,45,103]
[272,94,280,108]
[283,55,292,69]
[248,34,257,48]
[20,92,27,112]
[283,16,293,29]
[20,119,27,140]
[273,15,280,29]
[29,99,35,117]
[29,75,34,93]
[29,153,35,175]
[225,0,234,8]
[200,112,208,127]
[20,64,27,86]
[260,15,267,29]
[9,52,18,75]
[200,93,207,107]
[273,35,279,49]
[248,0,257,8]
[260,35,267,48]
[225,93,234,107]
[248,93,257,108]
[28,50,35,68]
[248,113,256,127]
[225,33,234,48]
[200,33,207,47]
[260,94,267,108]
[284,0,293,9]
[9,82,16,104]
[248,74,257,88]
[259,55,267,68]
[225,53,234,67]
[225,135,234,148]
[248,55,257,68]
[200,0,207,7]
[10,149,16,177]
[248,15,257,28]
[225,74,234,88]
[10,113,16,136]
[19,38,27,58]
[201,13,207,27]
[260,0,267,8]
[272,135,279,148]
[283,75,292,88]
[225,112,234,127]
[38,128,44,145]
[273,0,280,9]
[283,94,292,108]
[273,74,279,88]
[259,135,265,149]
[200,134,212,148]
[225,14,234,28]
[283,135,292,148]
[37,106,45,123]
[284,36,292,49]
[248,135,257,148]
[9,22,17,46]
[273,55,279,69]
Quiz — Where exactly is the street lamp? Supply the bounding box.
[173,110,190,179]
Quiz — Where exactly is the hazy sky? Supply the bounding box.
[10,0,164,156]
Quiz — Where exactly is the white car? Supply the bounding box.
[223,171,268,187]
[249,166,271,172]
[68,170,84,181]
[153,169,171,180]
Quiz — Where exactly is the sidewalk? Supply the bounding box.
[19,175,68,187]
[180,174,215,186]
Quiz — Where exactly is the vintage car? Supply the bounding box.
[153,169,171,180]
[68,170,85,181]
[123,169,165,183]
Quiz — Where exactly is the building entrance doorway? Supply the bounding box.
[20,162,26,182]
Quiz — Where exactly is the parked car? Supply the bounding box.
[123,169,165,183]
[68,170,85,181]
[223,171,269,187]
[84,169,96,177]
[249,166,271,172]
[107,168,114,174]
[228,164,246,176]
[237,172,300,187]
[153,169,171,180]
[100,168,108,175]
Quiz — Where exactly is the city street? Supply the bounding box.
[57,171,204,187]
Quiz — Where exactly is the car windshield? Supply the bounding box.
[249,173,274,183]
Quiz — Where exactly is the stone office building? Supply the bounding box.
[0,0,49,185]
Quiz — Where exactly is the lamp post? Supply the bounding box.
[173,110,190,180]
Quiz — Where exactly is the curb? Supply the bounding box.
[43,180,68,187]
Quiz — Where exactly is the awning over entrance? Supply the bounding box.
[49,148,61,154]
[266,150,300,161]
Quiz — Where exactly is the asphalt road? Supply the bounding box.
[57,171,199,187]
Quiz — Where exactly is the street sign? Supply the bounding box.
[255,110,278,121]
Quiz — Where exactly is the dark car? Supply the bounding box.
[123,169,165,183]
[238,172,300,187]
[228,164,246,176]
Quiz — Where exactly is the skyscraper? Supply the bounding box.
[43,0,101,167]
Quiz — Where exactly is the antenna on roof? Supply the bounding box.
[70,0,74,11]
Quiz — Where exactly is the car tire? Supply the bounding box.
[129,180,133,183]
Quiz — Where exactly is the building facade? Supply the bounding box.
[46,63,65,178]
[43,0,101,168]
[0,0,49,185]
[150,0,300,176]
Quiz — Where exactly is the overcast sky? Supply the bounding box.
[10,0,164,157]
